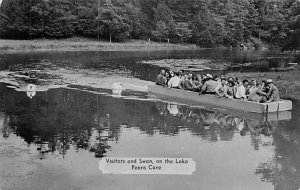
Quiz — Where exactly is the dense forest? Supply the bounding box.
[0,0,299,50]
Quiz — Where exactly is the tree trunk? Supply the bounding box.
[29,0,32,39]
[97,21,100,41]
[42,12,44,38]
[109,33,112,43]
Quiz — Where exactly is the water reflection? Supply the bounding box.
[153,101,280,141]
[0,83,299,189]
[255,105,300,190]
[0,83,282,152]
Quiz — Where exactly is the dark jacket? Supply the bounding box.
[267,84,280,102]
[201,79,218,93]
[156,74,166,86]
[182,79,194,91]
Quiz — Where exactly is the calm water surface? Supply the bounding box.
[1,48,299,82]
[0,49,300,190]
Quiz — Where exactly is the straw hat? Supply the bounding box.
[266,79,273,84]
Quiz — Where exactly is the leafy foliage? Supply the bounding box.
[0,0,31,39]
[0,0,299,49]
[97,1,130,42]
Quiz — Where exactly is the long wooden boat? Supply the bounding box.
[148,85,292,114]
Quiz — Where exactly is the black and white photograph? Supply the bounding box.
[0,0,299,189]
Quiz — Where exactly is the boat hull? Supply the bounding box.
[148,85,292,113]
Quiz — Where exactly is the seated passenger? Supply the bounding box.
[227,77,234,82]
[165,71,171,85]
[235,77,239,82]
[179,73,194,91]
[259,80,269,93]
[258,80,268,103]
[214,77,222,92]
[216,78,228,97]
[248,79,267,102]
[213,75,218,81]
[266,79,280,102]
[200,74,218,94]
[178,70,185,79]
[191,74,203,92]
[168,71,181,88]
[242,79,250,95]
[248,79,258,94]
[156,69,166,86]
[235,81,246,99]
[225,80,235,99]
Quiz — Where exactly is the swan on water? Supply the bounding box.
[26,84,37,99]
[112,82,123,95]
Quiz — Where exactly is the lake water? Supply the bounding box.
[0,49,299,190]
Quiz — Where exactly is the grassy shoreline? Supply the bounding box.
[0,38,198,53]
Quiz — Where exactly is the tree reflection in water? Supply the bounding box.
[0,83,299,189]
[255,119,300,190]
[0,83,281,150]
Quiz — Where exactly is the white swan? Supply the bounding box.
[26,84,37,99]
[112,82,123,95]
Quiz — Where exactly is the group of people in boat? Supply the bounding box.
[156,69,280,103]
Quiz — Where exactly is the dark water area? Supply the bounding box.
[0,49,300,190]
[1,82,300,190]
[0,48,299,82]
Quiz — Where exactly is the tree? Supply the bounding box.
[152,20,167,41]
[153,1,175,39]
[282,0,300,50]
[116,0,148,39]
[41,0,75,38]
[0,0,75,39]
[0,0,298,50]
[97,1,130,42]
[175,22,192,43]
[0,0,31,39]
[30,0,75,38]
[220,0,251,46]
[191,2,225,47]
[74,0,99,37]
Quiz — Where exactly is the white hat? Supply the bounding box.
[206,74,213,78]
[266,79,273,84]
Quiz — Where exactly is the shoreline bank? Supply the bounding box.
[0,38,198,53]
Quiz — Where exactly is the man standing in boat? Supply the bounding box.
[200,74,218,94]
[266,79,280,102]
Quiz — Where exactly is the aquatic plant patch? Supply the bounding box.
[138,59,230,71]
